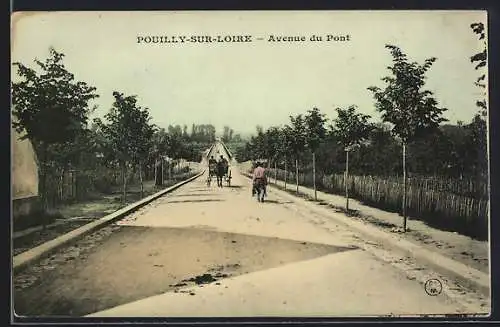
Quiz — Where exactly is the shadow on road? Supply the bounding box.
[13,225,360,317]
[174,193,220,197]
[256,199,294,204]
[166,199,225,204]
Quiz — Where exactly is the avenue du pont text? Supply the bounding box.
[136,34,351,44]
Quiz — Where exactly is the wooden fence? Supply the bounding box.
[42,161,192,208]
[268,168,489,239]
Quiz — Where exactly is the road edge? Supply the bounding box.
[13,170,205,274]
[240,171,490,297]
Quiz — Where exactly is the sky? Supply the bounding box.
[11,10,488,137]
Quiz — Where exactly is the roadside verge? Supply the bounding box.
[13,170,205,274]
[241,171,490,296]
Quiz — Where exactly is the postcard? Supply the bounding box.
[11,10,490,319]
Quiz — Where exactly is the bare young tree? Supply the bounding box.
[368,44,447,232]
[288,115,307,194]
[331,105,374,211]
[304,107,327,201]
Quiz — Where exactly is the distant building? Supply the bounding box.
[11,119,40,219]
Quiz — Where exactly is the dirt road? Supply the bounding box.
[13,145,489,318]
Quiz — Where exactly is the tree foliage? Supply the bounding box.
[331,105,374,150]
[288,114,307,157]
[367,44,448,144]
[12,48,99,146]
[11,48,99,206]
[264,126,283,161]
[470,22,488,117]
[100,92,145,163]
[304,107,327,153]
[222,126,235,143]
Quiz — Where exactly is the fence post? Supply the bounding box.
[295,158,299,194]
[402,142,407,232]
[168,161,172,181]
[154,159,158,186]
[313,152,317,201]
[274,161,277,185]
[161,158,164,186]
[345,149,349,211]
[284,156,287,190]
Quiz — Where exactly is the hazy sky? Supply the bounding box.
[11,11,487,136]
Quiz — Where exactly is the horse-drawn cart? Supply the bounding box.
[225,169,232,187]
[206,163,232,187]
[206,162,217,186]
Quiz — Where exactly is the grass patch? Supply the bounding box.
[13,210,63,233]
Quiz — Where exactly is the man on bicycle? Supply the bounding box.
[252,161,267,198]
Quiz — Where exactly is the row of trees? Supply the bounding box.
[221,126,244,144]
[11,48,223,209]
[236,39,488,232]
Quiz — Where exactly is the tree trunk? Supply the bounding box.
[312,152,317,201]
[139,161,144,198]
[76,152,82,201]
[74,169,78,201]
[274,161,277,185]
[161,158,164,186]
[59,171,63,202]
[39,143,49,215]
[122,161,127,203]
[154,158,158,186]
[284,156,287,190]
[36,143,50,229]
[402,142,407,232]
[295,158,299,194]
[345,149,350,211]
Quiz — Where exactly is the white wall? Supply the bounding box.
[11,125,39,200]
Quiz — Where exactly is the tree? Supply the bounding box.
[406,127,454,176]
[356,123,400,176]
[129,107,155,198]
[222,126,234,143]
[11,48,99,208]
[470,22,487,117]
[469,22,488,188]
[279,126,292,189]
[288,115,307,194]
[265,126,283,183]
[92,117,119,167]
[331,105,374,210]
[100,91,152,203]
[464,114,488,182]
[367,44,447,231]
[304,107,327,200]
[151,128,169,185]
[251,125,267,161]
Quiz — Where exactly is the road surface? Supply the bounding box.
[13,143,483,318]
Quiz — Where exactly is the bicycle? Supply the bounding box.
[253,180,267,202]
